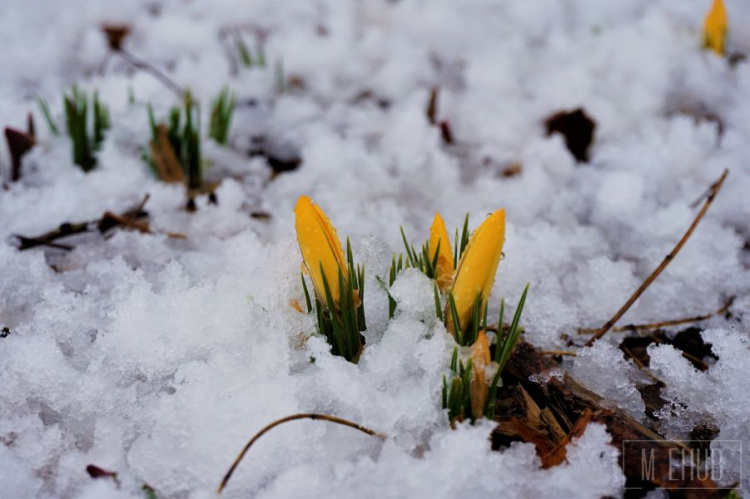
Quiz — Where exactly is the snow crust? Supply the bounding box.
[2,0,750,497]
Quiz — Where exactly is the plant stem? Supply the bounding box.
[217,413,386,494]
[585,169,729,347]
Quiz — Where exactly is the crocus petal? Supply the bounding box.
[472,330,491,367]
[445,209,505,336]
[294,196,347,305]
[428,213,455,292]
[704,0,728,55]
[470,331,490,419]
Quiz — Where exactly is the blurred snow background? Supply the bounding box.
[1,0,749,497]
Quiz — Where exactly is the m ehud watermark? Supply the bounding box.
[622,440,742,491]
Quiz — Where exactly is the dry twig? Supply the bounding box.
[218,413,386,494]
[539,350,578,357]
[115,50,185,96]
[578,297,734,335]
[585,169,729,347]
[13,195,183,250]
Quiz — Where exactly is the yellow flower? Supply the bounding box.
[428,213,455,292]
[470,331,491,420]
[445,209,506,337]
[294,196,347,305]
[704,0,728,56]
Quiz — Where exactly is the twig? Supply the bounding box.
[115,49,184,96]
[426,86,439,125]
[15,198,150,251]
[619,344,666,385]
[642,333,710,371]
[578,297,734,335]
[585,169,729,347]
[217,413,386,494]
[539,350,578,356]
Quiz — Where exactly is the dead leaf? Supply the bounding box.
[149,125,185,184]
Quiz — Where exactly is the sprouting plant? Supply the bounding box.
[390,208,528,425]
[234,33,266,69]
[444,209,505,345]
[296,196,366,363]
[385,254,405,318]
[485,284,529,419]
[398,214,468,286]
[146,90,202,190]
[38,87,110,172]
[703,0,728,56]
[443,285,529,426]
[209,87,236,145]
[381,214,467,318]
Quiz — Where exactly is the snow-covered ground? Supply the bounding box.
[1,0,750,497]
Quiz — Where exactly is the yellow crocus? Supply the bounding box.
[294,196,347,305]
[428,213,455,292]
[470,331,491,419]
[445,209,506,337]
[703,0,728,56]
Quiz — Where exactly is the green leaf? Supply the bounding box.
[433,283,443,322]
[142,484,159,499]
[459,214,470,259]
[448,292,463,345]
[497,284,529,373]
[301,273,313,313]
[37,97,60,135]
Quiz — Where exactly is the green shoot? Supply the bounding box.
[305,243,367,363]
[39,87,110,171]
[235,34,267,69]
[37,98,60,135]
[209,87,236,145]
[301,273,313,313]
[442,284,530,424]
[486,284,530,419]
[433,283,443,322]
[145,90,202,189]
[442,348,475,426]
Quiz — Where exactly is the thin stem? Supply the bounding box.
[217,413,386,494]
[585,169,729,347]
[578,297,734,335]
[539,350,578,356]
[116,49,185,96]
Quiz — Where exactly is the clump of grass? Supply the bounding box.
[234,33,266,69]
[209,87,236,145]
[38,86,110,172]
[146,90,201,190]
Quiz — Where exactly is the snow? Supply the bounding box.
[1,0,750,497]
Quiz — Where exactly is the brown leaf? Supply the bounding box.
[86,464,118,480]
[149,125,185,183]
[511,417,556,457]
[500,163,522,178]
[4,127,35,181]
[540,408,596,468]
[101,24,131,51]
